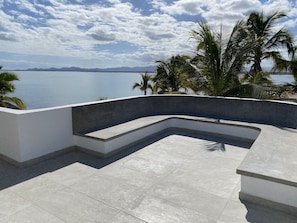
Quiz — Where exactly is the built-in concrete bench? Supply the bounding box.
[72,95,297,215]
[236,123,297,214]
[74,115,260,156]
[74,115,297,214]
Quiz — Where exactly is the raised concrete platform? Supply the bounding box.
[0,134,296,222]
[74,114,297,214]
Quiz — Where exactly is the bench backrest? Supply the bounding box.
[72,95,297,133]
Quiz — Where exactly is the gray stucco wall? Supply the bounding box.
[72,95,297,133]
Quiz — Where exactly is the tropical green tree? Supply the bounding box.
[190,21,252,96]
[234,71,276,99]
[228,11,295,99]
[0,66,26,109]
[273,49,297,81]
[241,71,273,85]
[132,72,153,95]
[245,11,294,76]
[274,52,297,94]
[153,55,197,94]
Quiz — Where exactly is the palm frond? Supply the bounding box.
[2,96,26,109]
[224,83,273,99]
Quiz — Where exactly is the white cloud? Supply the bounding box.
[262,0,292,14]
[0,32,18,41]
[16,14,37,23]
[88,29,117,42]
[0,0,297,69]
[159,0,206,15]
[222,0,262,12]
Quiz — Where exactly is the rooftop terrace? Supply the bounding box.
[0,95,297,222]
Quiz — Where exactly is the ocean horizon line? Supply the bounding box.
[8,66,156,73]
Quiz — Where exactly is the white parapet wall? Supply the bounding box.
[0,106,74,163]
[0,107,22,161]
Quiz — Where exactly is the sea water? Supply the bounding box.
[9,71,295,109]
[10,71,143,109]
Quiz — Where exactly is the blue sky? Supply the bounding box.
[0,0,297,69]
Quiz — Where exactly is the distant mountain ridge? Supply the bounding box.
[22,66,156,73]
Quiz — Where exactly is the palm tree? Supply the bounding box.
[274,51,297,94]
[153,55,196,94]
[241,71,273,85]
[285,59,297,82]
[245,11,294,75]
[132,72,153,95]
[0,66,26,109]
[190,21,252,96]
[234,71,276,99]
[273,48,297,81]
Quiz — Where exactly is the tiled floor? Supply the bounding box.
[0,132,296,222]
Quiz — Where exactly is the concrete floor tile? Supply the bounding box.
[9,174,65,202]
[132,145,188,166]
[0,204,65,223]
[0,189,31,219]
[109,212,147,223]
[71,175,144,209]
[132,135,205,160]
[127,195,215,223]
[148,181,228,220]
[164,167,240,198]
[48,162,97,186]
[96,164,159,190]
[230,182,241,201]
[181,155,243,171]
[120,155,177,178]
[196,169,241,198]
[35,187,119,223]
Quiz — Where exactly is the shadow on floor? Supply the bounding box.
[241,200,297,223]
[0,131,169,190]
[0,130,252,191]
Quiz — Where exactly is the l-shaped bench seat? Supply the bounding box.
[73,114,297,214]
[74,115,260,155]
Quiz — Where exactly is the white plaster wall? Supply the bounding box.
[17,107,74,162]
[171,118,260,140]
[74,135,105,153]
[104,120,171,153]
[0,108,21,161]
[0,106,74,163]
[241,175,297,208]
